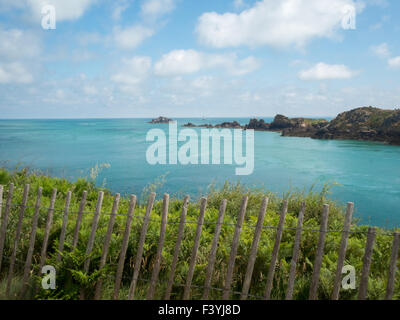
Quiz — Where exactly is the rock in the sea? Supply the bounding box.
[215,121,243,129]
[183,121,243,129]
[149,116,173,124]
[269,115,293,130]
[245,119,270,130]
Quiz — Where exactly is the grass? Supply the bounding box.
[0,276,24,300]
[0,167,399,300]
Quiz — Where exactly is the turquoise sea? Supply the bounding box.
[0,118,400,228]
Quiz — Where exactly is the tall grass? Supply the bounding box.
[0,167,399,300]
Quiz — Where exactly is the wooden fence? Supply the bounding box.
[0,183,399,300]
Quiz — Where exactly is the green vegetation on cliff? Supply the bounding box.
[280,106,400,145]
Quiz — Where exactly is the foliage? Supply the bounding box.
[0,168,399,300]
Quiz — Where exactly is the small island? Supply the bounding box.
[182,106,400,145]
[149,116,173,124]
[184,121,243,129]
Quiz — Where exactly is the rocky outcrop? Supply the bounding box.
[280,106,400,145]
[280,118,328,137]
[216,121,243,129]
[181,107,400,145]
[183,121,243,129]
[245,115,327,133]
[184,123,214,128]
[245,119,270,131]
[310,107,400,144]
[149,116,173,124]
[269,115,293,130]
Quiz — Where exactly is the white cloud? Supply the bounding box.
[141,0,176,19]
[239,91,261,103]
[154,50,202,75]
[0,28,41,60]
[298,62,357,80]
[0,28,40,84]
[111,56,152,85]
[77,32,102,46]
[113,25,155,49]
[304,93,328,101]
[196,0,360,48]
[232,56,260,75]
[71,49,96,62]
[191,76,214,90]
[0,62,33,84]
[112,1,178,50]
[26,0,96,21]
[369,14,389,30]
[388,57,400,68]
[233,0,246,9]
[370,43,400,69]
[370,43,390,58]
[83,85,98,95]
[154,49,260,76]
[112,0,130,20]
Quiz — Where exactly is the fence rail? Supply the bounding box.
[0,183,399,300]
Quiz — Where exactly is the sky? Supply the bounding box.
[0,0,399,119]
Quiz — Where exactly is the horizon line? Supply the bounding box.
[0,115,335,120]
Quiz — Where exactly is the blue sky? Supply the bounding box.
[0,0,399,118]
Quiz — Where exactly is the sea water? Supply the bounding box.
[0,118,399,227]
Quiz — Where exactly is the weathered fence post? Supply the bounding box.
[6,184,30,297]
[147,194,170,300]
[202,199,227,300]
[83,191,104,273]
[222,196,248,300]
[164,195,190,300]
[264,199,288,300]
[358,227,377,300]
[56,191,72,263]
[0,183,14,273]
[94,193,120,300]
[332,202,354,300]
[308,204,329,300]
[183,197,208,300]
[0,185,3,221]
[240,197,269,300]
[113,195,137,300]
[80,191,104,300]
[128,192,156,300]
[38,188,58,272]
[72,190,87,249]
[285,202,306,300]
[20,187,42,298]
[385,232,400,300]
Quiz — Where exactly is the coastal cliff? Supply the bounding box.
[182,106,400,145]
[282,107,400,145]
[245,115,328,132]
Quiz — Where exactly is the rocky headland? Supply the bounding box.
[182,106,400,145]
[281,106,400,145]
